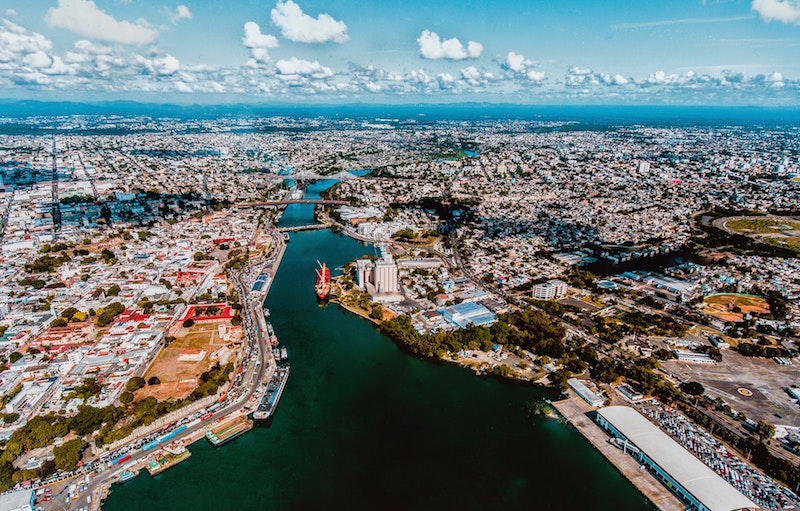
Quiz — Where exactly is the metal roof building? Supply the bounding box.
[596,406,758,511]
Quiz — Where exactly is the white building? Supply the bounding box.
[355,255,398,295]
[532,279,568,300]
[373,257,398,294]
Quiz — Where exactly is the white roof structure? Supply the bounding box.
[597,406,758,511]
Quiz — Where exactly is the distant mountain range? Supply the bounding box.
[0,99,798,126]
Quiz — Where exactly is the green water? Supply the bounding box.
[104,192,653,511]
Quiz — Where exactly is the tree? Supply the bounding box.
[681,381,705,396]
[53,439,86,472]
[147,376,161,386]
[756,420,775,440]
[183,318,195,328]
[107,284,121,296]
[120,391,134,404]
[8,352,22,364]
[126,377,146,392]
[96,302,125,327]
[370,303,384,321]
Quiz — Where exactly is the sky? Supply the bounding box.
[1,0,800,105]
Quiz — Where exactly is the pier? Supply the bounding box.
[552,397,684,511]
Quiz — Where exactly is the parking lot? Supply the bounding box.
[662,349,800,425]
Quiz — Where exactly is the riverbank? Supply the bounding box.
[552,397,683,511]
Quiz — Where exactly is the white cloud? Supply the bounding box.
[23,51,52,69]
[6,9,17,17]
[417,30,482,60]
[243,22,279,64]
[752,0,800,24]
[527,70,546,82]
[276,57,333,79]
[461,66,480,81]
[505,51,533,72]
[437,72,455,89]
[45,0,159,45]
[154,54,180,75]
[174,80,192,92]
[0,20,53,64]
[503,51,545,82]
[270,0,348,44]
[566,66,628,86]
[169,5,192,24]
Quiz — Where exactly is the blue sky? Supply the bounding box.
[1,0,799,104]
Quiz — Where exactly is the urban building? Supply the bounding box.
[532,279,568,300]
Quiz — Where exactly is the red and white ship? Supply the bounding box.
[315,261,331,300]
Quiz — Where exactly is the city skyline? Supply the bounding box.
[1,0,800,105]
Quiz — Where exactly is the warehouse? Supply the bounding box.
[596,406,758,511]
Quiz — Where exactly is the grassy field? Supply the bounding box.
[703,293,770,322]
[138,321,237,401]
[725,217,800,234]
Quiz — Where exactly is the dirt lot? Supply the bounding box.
[662,350,800,425]
[138,321,238,401]
[703,293,769,323]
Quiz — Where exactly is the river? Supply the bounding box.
[104,180,653,511]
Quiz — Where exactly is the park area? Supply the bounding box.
[720,216,800,252]
[702,293,770,322]
[137,321,238,401]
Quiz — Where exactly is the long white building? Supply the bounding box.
[596,406,758,511]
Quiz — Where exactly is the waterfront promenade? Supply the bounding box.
[552,397,684,511]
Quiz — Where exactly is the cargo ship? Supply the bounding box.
[315,261,331,300]
[253,366,290,421]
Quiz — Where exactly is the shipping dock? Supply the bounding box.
[146,443,192,476]
[253,366,290,421]
[205,415,253,447]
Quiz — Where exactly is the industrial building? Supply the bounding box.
[355,254,399,295]
[438,302,496,329]
[568,378,605,407]
[596,406,758,511]
[0,489,35,511]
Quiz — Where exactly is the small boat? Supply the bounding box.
[117,470,139,484]
[280,348,288,360]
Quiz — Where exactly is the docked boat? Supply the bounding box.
[280,347,288,360]
[253,366,290,421]
[205,416,253,447]
[273,348,281,360]
[315,261,331,300]
[117,470,139,484]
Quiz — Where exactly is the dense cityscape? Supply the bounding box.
[0,111,796,510]
[2,0,800,509]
